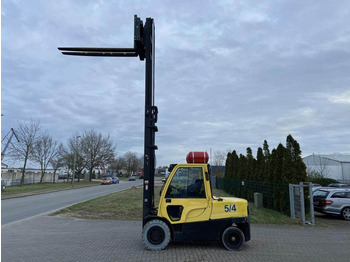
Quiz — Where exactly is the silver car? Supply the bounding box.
[313,188,350,221]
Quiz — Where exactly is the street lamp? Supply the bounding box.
[72,135,81,188]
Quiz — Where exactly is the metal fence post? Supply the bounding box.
[299,182,306,224]
[309,183,315,225]
[289,184,295,219]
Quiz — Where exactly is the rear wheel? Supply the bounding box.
[142,219,171,251]
[222,226,245,251]
[341,207,350,221]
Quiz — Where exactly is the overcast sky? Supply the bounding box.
[2,0,350,167]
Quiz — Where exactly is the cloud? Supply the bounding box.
[327,90,350,104]
[2,0,350,166]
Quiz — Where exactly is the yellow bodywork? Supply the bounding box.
[157,164,248,224]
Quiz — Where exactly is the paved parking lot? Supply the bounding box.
[2,214,349,262]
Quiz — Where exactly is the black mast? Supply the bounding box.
[58,15,157,226]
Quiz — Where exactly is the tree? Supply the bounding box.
[9,120,41,187]
[110,156,127,173]
[224,152,232,178]
[237,154,247,180]
[124,151,142,175]
[231,150,239,179]
[80,130,115,181]
[285,134,307,183]
[262,140,271,181]
[32,134,58,183]
[50,143,65,183]
[61,134,86,182]
[308,154,330,178]
[213,150,227,166]
[255,147,264,181]
[263,140,270,158]
[272,144,286,183]
[246,147,255,180]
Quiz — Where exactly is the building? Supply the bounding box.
[303,154,350,183]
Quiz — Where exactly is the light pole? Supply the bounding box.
[72,135,81,188]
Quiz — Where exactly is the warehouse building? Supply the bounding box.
[303,154,350,183]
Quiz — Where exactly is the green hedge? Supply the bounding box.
[306,177,339,187]
[216,177,290,215]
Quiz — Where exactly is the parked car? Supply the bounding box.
[58,174,68,180]
[112,177,119,184]
[129,175,136,181]
[313,188,350,220]
[311,183,322,192]
[101,177,113,185]
[162,170,170,183]
[327,183,350,188]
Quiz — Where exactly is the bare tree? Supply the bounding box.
[308,154,330,178]
[9,120,41,186]
[137,155,144,172]
[124,151,142,175]
[110,155,127,173]
[61,134,86,182]
[110,153,143,175]
[213,150,228,166]
[50,143,65,183]
[80,130,115,181]
[32,134,59,183]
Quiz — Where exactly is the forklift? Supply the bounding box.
[59,15,250,251]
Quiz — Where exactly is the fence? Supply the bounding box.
[216,177,290,215]
[1,171,65,186]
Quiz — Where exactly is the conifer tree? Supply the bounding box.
[232,150,239,178]
[224,152,232,178]
[256,147,264,181]
[238,154,247,180]
[263,140,270,158]
[246,147,255,180]
[274,144,286,182]
[285,134,307,182]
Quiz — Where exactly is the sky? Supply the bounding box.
[2,0,350,167]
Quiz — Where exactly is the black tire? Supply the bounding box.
[221,226,245,251]
[142,219,171,251]
[341,207,350,221]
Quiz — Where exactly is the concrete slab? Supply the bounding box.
[2,215,349,262]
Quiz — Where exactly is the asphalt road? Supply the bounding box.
[1,179,143,225]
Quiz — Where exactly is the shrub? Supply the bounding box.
[307,177,338,186]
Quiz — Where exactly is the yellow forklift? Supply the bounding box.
[59,15,250,251]
[143,152,250,250]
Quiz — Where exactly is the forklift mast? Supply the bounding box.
[58,15,157,225]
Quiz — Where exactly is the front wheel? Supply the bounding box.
[142,219,171,251]
[341,207,350,221]
[222,226,245,251]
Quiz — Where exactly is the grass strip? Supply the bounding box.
[54,186,301,225]
[2,181,100,199]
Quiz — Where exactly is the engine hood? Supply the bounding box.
[210,196,249,220]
